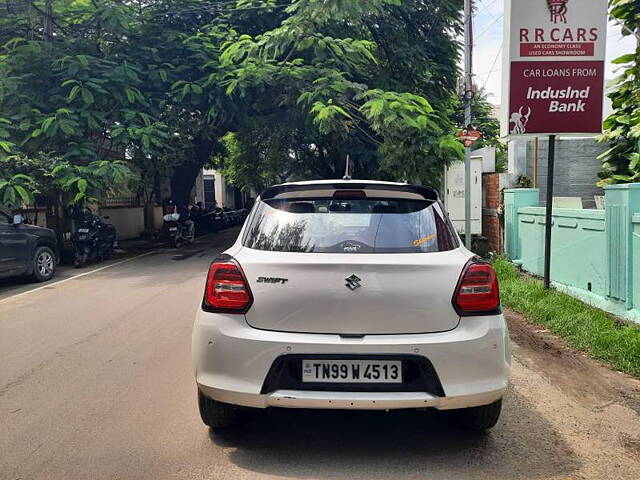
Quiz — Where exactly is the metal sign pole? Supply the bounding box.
[543,134,556,289]
[463,0,473,249]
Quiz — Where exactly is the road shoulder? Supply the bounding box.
[507,307,640,464]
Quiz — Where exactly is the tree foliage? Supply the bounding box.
[0,0,229,206]
[1,0,466,206]
[0,173,35,208]
[597,0,640,186]
[202,0,465,190]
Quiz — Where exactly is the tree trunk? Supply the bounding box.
[169,136,219,206]
[170,160,204,206]
[143,201,156,233]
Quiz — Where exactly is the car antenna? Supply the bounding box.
[343,154,352,180]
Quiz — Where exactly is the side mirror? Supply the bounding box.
[12,214,23,226]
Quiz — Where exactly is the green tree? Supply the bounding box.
[0,2,150,202]
[0,0,215,208]
[597,0,640,186]
[1,0,467,207]
[0,173,35,208]
[205,0,465,191]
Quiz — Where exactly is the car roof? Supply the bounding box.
[260,180,440,202]
[275,179,410,187]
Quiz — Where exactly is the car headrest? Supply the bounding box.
[372,205,398,214]
[286,202,315,214]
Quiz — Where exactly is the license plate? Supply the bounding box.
[78,228,89,233]
[302,359,402,383]
[169,227,178,231]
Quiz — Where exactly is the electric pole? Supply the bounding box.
[463,0,473,249]
[44,0,54,42]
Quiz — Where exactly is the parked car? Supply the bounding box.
[192,180,511,431]
[0,205,59,282]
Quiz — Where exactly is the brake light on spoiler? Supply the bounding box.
[332,190,367,200]
[452,258,501,316]
[202,256,253,313]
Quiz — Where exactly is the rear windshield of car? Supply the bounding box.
[243,197,459,253]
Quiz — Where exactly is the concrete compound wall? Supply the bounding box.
[509,137,605,209]
[100,206,163,240]
[504,184,640,323]
[529,138,605,209]
[634,214,640,313]
[517,207,606,296]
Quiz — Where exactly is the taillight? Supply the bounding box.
[202,257,253,313]
[452,259,501,316]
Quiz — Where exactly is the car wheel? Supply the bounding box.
[452,398,502,431]
[198,390,237,428]
[74,251,88,268]
[101,247,114,261]
[31,246,56,282]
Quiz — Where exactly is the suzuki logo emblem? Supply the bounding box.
[345,274,362,291]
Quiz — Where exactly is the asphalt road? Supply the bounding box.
[1,228,640,480]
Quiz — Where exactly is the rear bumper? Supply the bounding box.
[192,312,511,411]
[198,385,506,411]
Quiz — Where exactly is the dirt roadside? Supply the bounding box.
[506,308,640,478]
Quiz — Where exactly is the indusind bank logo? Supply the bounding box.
[547,0,569,24]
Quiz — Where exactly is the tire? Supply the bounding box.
[452,399,502,431]
[198,390,237,429]
[31,246,56,282]
[101,245,114,261]
[74,250,88,268]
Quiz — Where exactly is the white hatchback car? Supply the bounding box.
[192,180,510,430]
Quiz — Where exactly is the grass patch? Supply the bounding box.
[494,257,640,377]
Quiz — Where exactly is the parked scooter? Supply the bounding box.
[72,211,117,268]
[163,204,195,248]
[203,209,224,232]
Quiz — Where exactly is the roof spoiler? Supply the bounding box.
[260,183,440,202]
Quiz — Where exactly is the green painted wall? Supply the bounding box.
[503,186,640,322]
[503,189,539,260]
[604,184,640,310]
[517,207,607,296]
[633,214,640,313]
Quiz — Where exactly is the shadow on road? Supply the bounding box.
[209,390,579,480]
[0,228,241,300]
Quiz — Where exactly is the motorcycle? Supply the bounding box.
[163,212,195,248]
[72,213,117,268]
[204,209,224,232]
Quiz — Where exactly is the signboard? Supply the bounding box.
[501,0,608,136]
[458,128,482,147]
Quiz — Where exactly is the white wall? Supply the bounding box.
[100,206,164,240]
[214,173,227,208]
[194,171,205,205]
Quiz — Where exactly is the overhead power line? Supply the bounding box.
[474,13,503,42]
[480,43,502,92]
